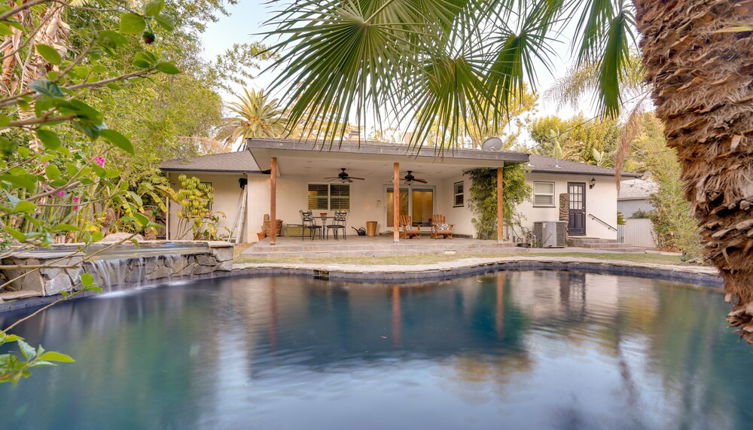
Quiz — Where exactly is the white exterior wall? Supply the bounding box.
[167,172,259,243]
[167,170,620,243]
[437,175,475,236]
[618,199,654,218]
[517,172,618,240]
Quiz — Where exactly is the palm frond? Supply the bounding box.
[597,9,635,117]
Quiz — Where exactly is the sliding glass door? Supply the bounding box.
[386,187,434,228]
[385,187,408,227]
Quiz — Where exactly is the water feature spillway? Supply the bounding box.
[0,271,751,430]
[0,241,234,297]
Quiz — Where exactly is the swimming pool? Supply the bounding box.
[1,271,751,429]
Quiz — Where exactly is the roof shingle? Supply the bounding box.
[160,151,260,173]
[527,154,641,177]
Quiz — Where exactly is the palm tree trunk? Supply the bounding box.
[634,0,753,339]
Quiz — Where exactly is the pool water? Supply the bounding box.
[1,271,752,430]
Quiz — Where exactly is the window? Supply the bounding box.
[308,184,350,210]
[308,184,329,210]
[453,181,464,207]
[533,181,555,207]
[330,184,350,210]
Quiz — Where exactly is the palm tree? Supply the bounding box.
[263,1,753,337]
[216,88,287,148]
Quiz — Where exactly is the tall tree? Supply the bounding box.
[262,0,753,338]
[528,114,621,166]
[633,1,753,333]
[216,88,286,148]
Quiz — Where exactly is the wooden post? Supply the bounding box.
[497,166,504,243]
[393,162,400,243]
[270,157,277,245]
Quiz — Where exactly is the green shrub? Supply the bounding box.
[464,165,531,240]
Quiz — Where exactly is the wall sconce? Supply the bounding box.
[376,199,382,207]
[589,177,596,189]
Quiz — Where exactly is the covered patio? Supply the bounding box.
[246,138,528,246]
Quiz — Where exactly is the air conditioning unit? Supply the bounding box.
[533,221,567,248]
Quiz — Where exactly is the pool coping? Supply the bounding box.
[0,256,722,314]
[231,256,722,287]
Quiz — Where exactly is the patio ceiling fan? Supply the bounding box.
[324,168,365,183]
[403,171,427,184]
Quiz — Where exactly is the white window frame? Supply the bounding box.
[532,181,555,207]
[307,183,350,210]
[453,181,464,207]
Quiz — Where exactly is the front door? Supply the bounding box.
[568,182,586,236]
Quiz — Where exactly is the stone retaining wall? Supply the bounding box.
[1,241,234,297]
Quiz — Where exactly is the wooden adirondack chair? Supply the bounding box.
[431,214,453,239]
[399,214,421,239]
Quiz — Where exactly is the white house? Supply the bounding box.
[618,177,657,218]
[160,138,639,243]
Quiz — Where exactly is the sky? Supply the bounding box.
[200,1,592,143]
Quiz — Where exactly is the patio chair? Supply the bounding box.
[431,214,453,239]
[399,215,421,239]
[300,210,322,240]
[326,211,348,240]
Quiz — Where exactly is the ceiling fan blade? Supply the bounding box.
[323,177,339,180]
[349,177,366,180]
[413,178,428,184]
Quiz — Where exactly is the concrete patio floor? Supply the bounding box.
[241,235,648,258]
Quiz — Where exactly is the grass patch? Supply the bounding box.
[235,251,690,267]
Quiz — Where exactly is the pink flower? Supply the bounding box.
[93,156,105,167]
[72,196,80,211]
[55,191,65,197]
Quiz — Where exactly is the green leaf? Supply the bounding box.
[53,223,79,232]
[120,13,146,34]
[36,129,61,150]
[156,62,180,74]
[144,0,164,17]
[0,114,11,126]
[13,200,36,213]
[45,164,61,180]
[154,14,174,31]
[80,273,94,287]
[97,30,128,49]
[28,80,64,97]
[35,44,61,65]
[0,23,12,36]
[0,173,39,192]
[133,51,158,69]
[133,213,149,227]
[4,226,26,242]
[38,351,75,363]
[100,129,134,154]
[17,340,35,360]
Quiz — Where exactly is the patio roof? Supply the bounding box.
[159,139,640,179]
[246,138,529,173]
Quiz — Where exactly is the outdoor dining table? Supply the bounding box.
[312,215,337,239]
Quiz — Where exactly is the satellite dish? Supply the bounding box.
[482,137,504,151]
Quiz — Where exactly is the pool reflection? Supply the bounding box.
[1,271,752,430]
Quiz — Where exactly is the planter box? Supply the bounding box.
[285,224,304,237]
